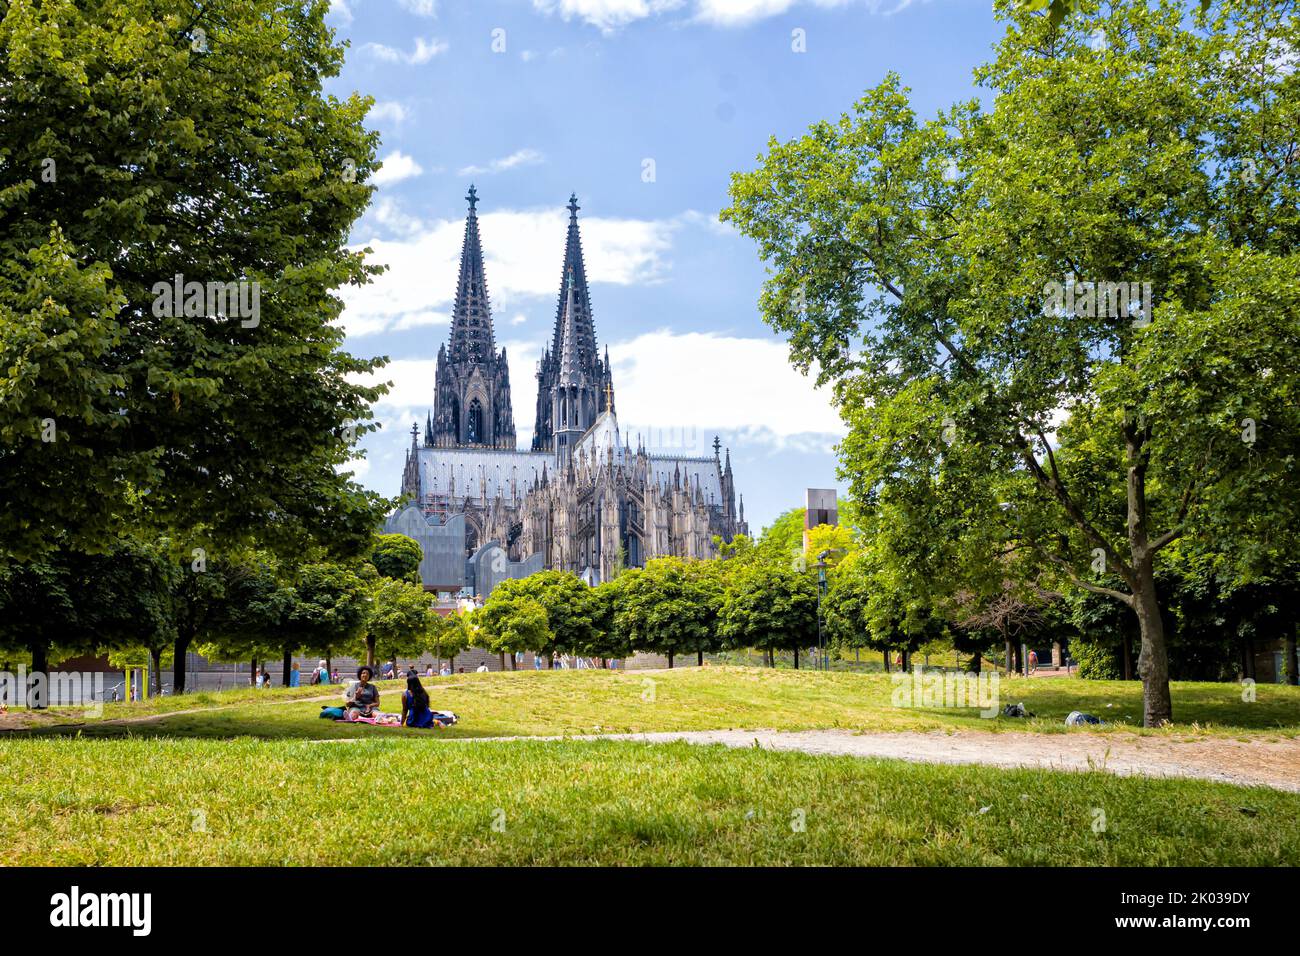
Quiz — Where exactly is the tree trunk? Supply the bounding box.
[1004,638,1014,676]
[1122,633,1134,681]
[1051,641,1062,668]
[667,651,675,668]
[509,653,517,671]
[172,635,191,694]
[282,649,292,687]
[971,651,982,675]
[498,651,506,672]
[251,658,259,686]
[1132,565,1173,727]
[1285,631,1299,687]
[28,639,48,709]
[901,649,910,672]
[697,650,704,667]
[1242,638,1257,682]
[365,637,376,669]
[882,650,890,673]
[326,654,332,682]
[793,646,799,670]
[767,648,774,668]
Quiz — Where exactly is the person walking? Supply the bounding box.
[289,662,301,687]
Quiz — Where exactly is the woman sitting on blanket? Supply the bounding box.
[346,666,380,719]
[400,674,437,728]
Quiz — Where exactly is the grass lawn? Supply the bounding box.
[10,665,1300,740]
[3,736,1298,866]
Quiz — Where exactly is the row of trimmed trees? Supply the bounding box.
[0,534,467,702]
[474,558,821,670]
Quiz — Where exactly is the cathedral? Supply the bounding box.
[390,187,748,594]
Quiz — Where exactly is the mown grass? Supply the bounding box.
[2,736,1296,866]
[13,666,1300,741]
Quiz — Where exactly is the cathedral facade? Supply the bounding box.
[395,187,747,592]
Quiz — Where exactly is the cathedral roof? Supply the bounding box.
[573,408,622,463]
[415,446,552,502]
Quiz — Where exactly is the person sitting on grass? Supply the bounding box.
[346,666,380,719]
[400,674,437,729]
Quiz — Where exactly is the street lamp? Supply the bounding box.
[814,548,845,672]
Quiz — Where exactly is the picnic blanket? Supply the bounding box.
[331,709,458,728]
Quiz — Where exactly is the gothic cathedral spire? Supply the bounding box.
[532,194,612,452]
[428,186,516,449]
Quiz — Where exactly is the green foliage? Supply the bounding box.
[428,611,473,663]
[1071,636,1122,681]
[722,0,1300,723]
[718,562,818,658]
[476,598,548,659]
[370,534,423,583]
[613,558,723,664]
[362,578,432,664]
[285,562,369,658]
[0,0,391,562]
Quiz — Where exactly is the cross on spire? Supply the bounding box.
[567,192,580,218]
[713,435,721,459]
[466,184,479,211]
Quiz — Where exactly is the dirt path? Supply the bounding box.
[452,728,1300,793]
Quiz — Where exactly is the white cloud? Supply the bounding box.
[532,0,918,30]
[363,37,449,64]
[398,0,438,16]
[327,0,354,25]
[457,148,545,177]
[369,101,410,125]
[372,150,424,186]
[610,329,843,443]
[342,206,676,338]
[531,0,684,33]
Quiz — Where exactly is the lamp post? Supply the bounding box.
[814,548,845,672]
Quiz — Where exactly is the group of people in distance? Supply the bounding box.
[344,665,444,729]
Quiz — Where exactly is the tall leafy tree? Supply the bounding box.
[723,0,1300,725]
[0,0,391,563]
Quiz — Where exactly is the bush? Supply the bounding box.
[1071,635,1121,680]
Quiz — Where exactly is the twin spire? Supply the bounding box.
[435,187,612,454]
[448,183,493,363]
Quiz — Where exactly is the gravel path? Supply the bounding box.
[455,728,1300,793]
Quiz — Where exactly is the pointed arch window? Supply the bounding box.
[467,398,484,444]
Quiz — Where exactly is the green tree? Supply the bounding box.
[286,562,370,681]
[723,0,1300,725]
[718,562,818,668]
[361,577,432,670]
[496,571,601,667]
[428,610,473,672]
[0,0,391,563]
[476,597,549,670]
[614,558,724,668]
[370,534,423,584]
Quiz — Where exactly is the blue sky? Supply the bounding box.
[327,0,1004,534]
